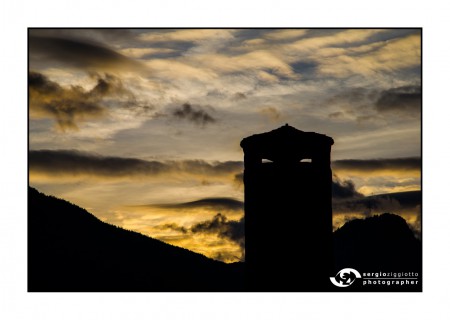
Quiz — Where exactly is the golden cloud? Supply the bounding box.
[138,29,235,42]
[264,29,308,40]
[119,47,176,58]
[113,206,244,263]
[333,157,420,171]
[289,29,385,52]
[317,33,421,77]
[144,58,218,81]
[188,50,296,78]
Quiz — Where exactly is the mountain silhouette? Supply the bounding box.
[333,213,422,291]
[28,187,244,292]
[28,186,421,291]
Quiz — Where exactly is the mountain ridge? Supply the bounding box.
[28,186,244,291]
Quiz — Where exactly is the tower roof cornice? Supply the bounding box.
[240,124,334,160]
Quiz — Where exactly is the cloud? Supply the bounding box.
[156,213,245,261]
[332,157,421,174]
[210,252,242,263]
[29,149,244,180]
[332,190,421,235]
[316,33,421,77]
[233,172,244,188]
[353,175,420,196]
[331,158,420,198]
[189,50,296,78]
[288,29,385,53]
[326,87,377,106]
[144,58,218,81]
[328,111,345,119]
[263,29,308,41]
[259,107,282,121]
[138,29,235,43]
[147,198,244,212]
[325,84,421,123]
[29,72,104,131]
[230,29,418,79]
[29,71,132,131]
[191,213,244,250]
[155,223,188,234]
[231,92,247,101]
[332,176,364,199]
[172,103,216,127]
[119,47,176,59]
[29,149,166,177]
[238,38,267,49]
[29,29,135,46]
[375,86,421,115]
[29,36,142,71]
[333,190,421,216]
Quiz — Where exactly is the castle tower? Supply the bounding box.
[240,124,334,291]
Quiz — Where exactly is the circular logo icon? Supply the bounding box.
[330,268,361,287]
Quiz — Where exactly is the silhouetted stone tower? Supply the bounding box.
[241,124,334,291]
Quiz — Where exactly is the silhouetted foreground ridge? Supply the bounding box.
[29,187,421,291]
[28,187,244,291]
[333,213,422,291]
[334,213,421,270]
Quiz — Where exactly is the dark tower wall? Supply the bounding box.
[241,124,334,291]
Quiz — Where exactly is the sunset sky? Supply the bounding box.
[28,28,421,262]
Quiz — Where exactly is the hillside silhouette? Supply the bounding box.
[28,187,421,291]
[28,187,244,292]
[333,213,422,291]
